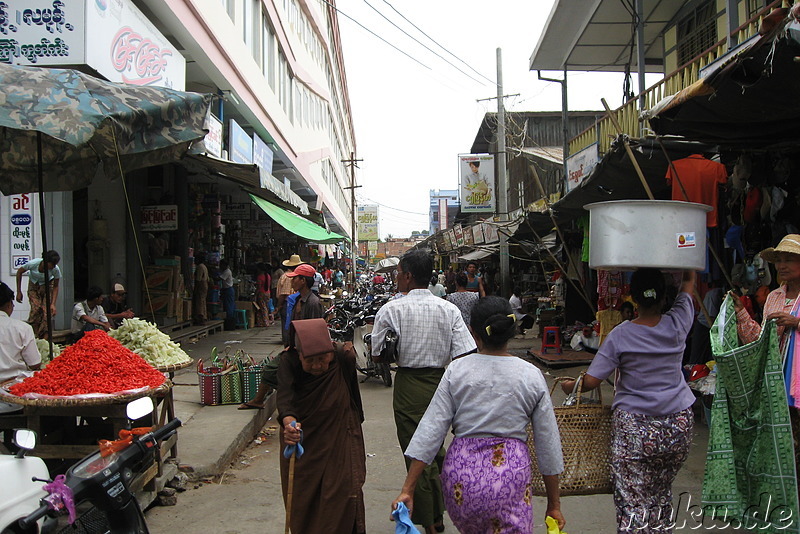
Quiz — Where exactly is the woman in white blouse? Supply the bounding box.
[392,296,565,533]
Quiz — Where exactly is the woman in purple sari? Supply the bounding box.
[392,296,565,533]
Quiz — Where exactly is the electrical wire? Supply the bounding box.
[319,0,432,71]
[357,194,431,215]
[362,0,488,87]
[379,0,496,86]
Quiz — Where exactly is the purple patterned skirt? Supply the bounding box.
[441,436,533,534]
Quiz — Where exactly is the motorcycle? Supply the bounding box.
[330,309,393,387]
[0,428,50,533]
[8,397,181,534]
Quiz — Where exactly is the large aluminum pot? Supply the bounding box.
[586,200,712,271]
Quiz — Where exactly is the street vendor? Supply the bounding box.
[101,283,135,329]
[0,281,40,413]
[15,250,61,339]
[71,286,110,341]
[732,234,800,462]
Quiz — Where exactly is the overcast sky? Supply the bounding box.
[338,0,642,240]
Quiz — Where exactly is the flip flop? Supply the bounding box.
[237,402,264,410]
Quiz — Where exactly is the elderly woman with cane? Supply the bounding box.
[277,318,366,534]
[392,296,565,533]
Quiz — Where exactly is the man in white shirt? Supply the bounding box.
[0,281,40,382]
[71,286,110,340]
[372,250,475,533]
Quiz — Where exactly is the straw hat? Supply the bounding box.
[760,234,800,263]
[282,254,304,267]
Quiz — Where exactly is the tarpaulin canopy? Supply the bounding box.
[182,154,309,216]
[458,246,499,262]
[249,194,344,244]
[645,19,800,149]
[0,63,212,194]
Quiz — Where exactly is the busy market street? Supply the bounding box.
[1,1,800,533]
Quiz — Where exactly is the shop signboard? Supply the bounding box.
[204,114,223,158]
[565,143,599,193]
[453,224,465,248]
[8,193,34,275]
[0,1,185,90]
[447,229,457,250]
[367,240,377,252]
[0,1,85,66]
[223,203,250,219]
[463,225,474,246]
[357,205,379,241]
[483,222,499,243]
[141,205,178,231]
[472,224,485,244]
[229,119,252,164]
[438,198,448,230]
[458,154,495,213]
[252,135,274,176]
[85,0,185,90]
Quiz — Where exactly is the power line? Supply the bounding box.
[319,0,432,72]
[358,195,430,216]
[379,0,496,86]
[362,0,488,87]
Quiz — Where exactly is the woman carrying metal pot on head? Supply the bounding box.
[561,268,697,534]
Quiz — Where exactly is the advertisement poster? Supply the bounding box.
[229,119,253,164]
[472,224,485,245]
[565,143,599,193]
[453,224,465,248]
[357,205,379,241]
[204,114,223,158]
[252,134,274,175]
[8,193,34,275]
[458,154,495,213]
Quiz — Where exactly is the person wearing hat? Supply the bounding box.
[734,234,800,453]
[277,318,366,533]
[277,255,303,346]
[101,283,135,329]
[239,263,324,410]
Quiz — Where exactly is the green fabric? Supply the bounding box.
[393,367,446,528]
[249,194,344,244]
[704,295,799,533]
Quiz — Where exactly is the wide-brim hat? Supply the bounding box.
[760,234,800,263]
[282,254,304,267]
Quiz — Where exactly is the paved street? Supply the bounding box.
[143,326,733,533]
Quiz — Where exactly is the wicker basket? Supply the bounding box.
[197,359,223,406]
[0,379,172,408]
[528,374,613,496]
[241,356,264,401]
[155,359,193,373]
[219,359,243,405]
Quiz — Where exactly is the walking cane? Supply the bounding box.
[284,451,296,534]
[283,421,304,534]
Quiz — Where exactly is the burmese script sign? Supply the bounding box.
[0,1,84,66]
[141,205,178,231]
[8,193,34,275]
[458,154,495,213]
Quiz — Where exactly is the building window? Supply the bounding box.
[746,0,769,19]
[262,17,276,90]
[676,1,718,66]
[221,0,234,20]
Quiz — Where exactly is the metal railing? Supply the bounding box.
[568,1,783,155]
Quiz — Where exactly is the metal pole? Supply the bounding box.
[497,48,510,298]
[561,67,569,185]
[635,0,647,124]
[349,151,357,289]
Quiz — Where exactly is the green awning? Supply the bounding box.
[250,194,345,244]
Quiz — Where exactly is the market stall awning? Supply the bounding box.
[182,154,309,215]
[249,194,344,244]
[645,20,800,149]
[458,246,499,262]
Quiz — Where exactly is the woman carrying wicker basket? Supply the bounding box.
[392,296,565,533]
[562,269,696,534]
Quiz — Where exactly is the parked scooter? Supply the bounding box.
[330,309,393,387]
[0,428,50,533]
[9,397,181,534]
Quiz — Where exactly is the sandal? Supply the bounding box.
[237,401,264,410]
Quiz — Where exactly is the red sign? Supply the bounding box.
[111,26,173,86]
[141,205,178,231]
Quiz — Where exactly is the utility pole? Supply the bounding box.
[342,152,362,289]
[496,48,511,298]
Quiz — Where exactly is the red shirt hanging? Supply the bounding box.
[665,154,727,227]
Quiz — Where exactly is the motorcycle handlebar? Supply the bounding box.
[19,503,50,530]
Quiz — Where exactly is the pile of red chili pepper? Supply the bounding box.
[9,330,165,397]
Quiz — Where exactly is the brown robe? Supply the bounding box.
[277,344,366,534]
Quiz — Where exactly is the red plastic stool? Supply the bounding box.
[541,326,562,354]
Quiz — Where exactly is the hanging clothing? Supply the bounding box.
[665,154,728,227]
